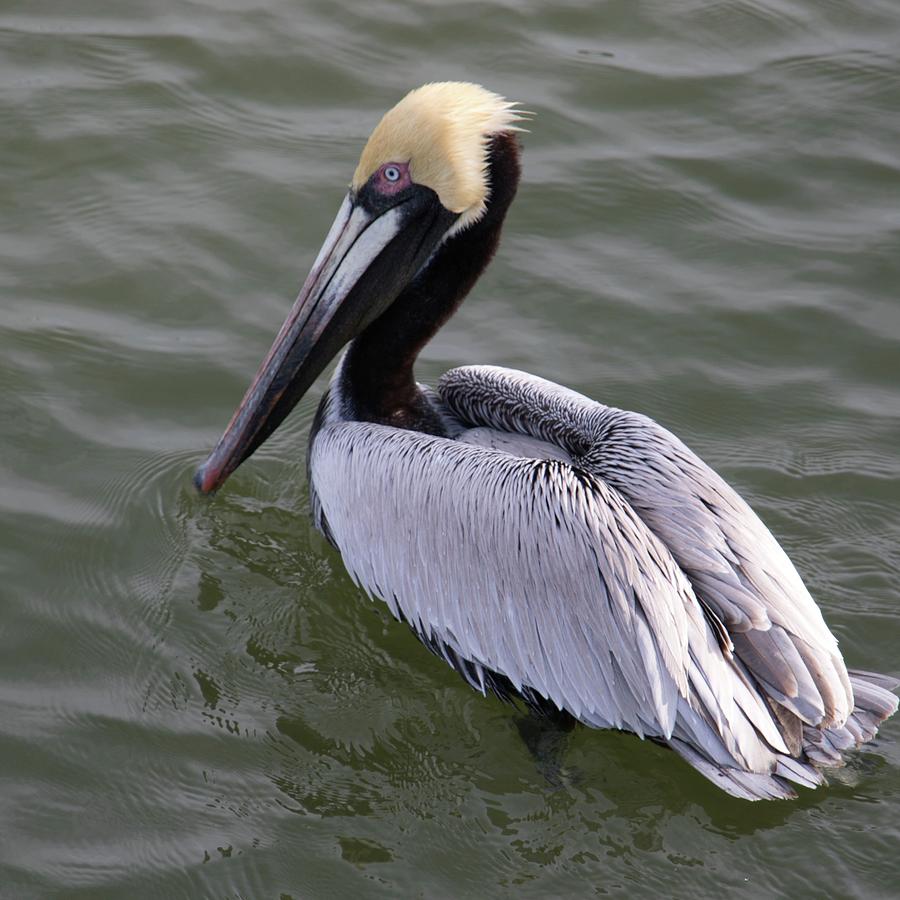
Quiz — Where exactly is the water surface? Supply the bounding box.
[2,1,899,897]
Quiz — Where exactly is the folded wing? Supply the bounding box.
[310,410,808,795]
[440,365,898,766]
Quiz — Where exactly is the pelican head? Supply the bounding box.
[195,83,524,493]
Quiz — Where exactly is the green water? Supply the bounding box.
[2,1,899,897]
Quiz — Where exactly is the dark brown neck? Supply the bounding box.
[340,132,521,433]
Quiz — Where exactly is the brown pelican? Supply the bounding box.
[196,82,897,800]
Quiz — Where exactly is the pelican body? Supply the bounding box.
[196,83,897,800]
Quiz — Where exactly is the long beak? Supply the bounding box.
[195,190,453,494]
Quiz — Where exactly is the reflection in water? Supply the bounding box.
[264,684,816,894]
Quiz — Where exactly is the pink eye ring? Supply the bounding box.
[376,162,410,192]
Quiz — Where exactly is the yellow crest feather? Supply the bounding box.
[352,82,526,231]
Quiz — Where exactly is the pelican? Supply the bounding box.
[196,82,897,800]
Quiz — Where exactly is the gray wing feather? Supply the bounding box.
[439,365,854,733]
[454,426,573,462]
[310,418,789,777]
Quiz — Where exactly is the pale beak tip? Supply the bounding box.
[193,460,220,495]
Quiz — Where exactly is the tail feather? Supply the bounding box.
[803,670,899,765]
[847,668,900,693]
[668,669,897,801]
[851,686,893,723]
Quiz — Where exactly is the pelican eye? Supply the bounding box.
[383,165,401,182]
